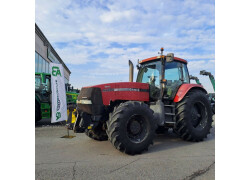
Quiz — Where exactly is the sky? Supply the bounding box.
[35,0,215,93]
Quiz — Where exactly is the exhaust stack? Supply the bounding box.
[128,60,134,82]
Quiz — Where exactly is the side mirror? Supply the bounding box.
[166,53,174,62]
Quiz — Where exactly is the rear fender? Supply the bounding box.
[173,84,207,103]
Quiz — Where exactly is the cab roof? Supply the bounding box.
[139,56,187,64]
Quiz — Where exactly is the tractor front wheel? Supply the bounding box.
[85,124,108,141]
[174,90,213,141]
[106,101,156,155]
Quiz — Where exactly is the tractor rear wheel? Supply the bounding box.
[85,124,108,141]
[106,101,156,155]
[174,90,212,142]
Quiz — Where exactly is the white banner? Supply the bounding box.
[50,63,67,123]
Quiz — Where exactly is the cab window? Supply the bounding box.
[35,75,41,90]
[164,61,183,98]
[137,62,161,88]
[165,61,182,86]
[182,64,190,83]
[44,76,51,92]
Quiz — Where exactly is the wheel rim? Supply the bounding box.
[126,115,148,143]
[191,101,208,130]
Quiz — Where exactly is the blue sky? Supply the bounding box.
[36,0,215,93]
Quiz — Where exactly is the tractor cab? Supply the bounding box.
[136,55,190,100]
[35,73,51,102]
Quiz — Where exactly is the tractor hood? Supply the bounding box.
[85,82,149,92]
[77,82,149,113]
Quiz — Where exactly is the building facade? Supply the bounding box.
[35,23,71,83]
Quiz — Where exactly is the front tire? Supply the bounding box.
[85,124,108,141]
[174,90,213,141]
[106,101,156,155]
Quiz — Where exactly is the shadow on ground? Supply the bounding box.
[35,118,66,127]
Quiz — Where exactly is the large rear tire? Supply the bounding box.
[106,101,156,155]
[174,90,213,141]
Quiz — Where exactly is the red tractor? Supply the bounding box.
[74,48,213,155]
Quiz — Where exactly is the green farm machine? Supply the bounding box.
[200,70,215,91]
[200,70,215,114]
[189,75,201,85]
[35,72,79,122]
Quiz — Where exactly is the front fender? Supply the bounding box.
[173,84,207,102]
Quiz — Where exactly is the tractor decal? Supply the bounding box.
[102,88,149,92]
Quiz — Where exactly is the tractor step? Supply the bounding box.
[165,113,175,116]
[165,121,175,127]
[164,103,176,125]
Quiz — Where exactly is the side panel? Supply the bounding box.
[41,103,51,118]
[173,84,207,102]
[92,82,149,105]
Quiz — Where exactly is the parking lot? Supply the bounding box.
[35,118,215,180]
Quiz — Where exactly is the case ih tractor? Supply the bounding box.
[74,48,213,155]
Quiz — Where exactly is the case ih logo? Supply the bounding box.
[52,66,61,77]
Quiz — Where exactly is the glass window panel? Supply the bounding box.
[43,58,46,73]
[35,52,39,72]
[41,57,44,72]
[164,62,183,98]
[44,60,46,73]
[38,55,42,72]
[48,61,50,73]
[137,62,161,88]
[183,64,190,83]
[47,61,49,73]
[165,62,182,85]
[35,75,41,90]
[38,55,41,72]
[45,61,48,73]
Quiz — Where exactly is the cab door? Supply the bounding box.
[164,61,189,99]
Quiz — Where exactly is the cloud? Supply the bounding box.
[36,0,215,91]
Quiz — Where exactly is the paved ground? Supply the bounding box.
[36,119,215,180]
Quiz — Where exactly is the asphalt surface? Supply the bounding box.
[35,118,215,180]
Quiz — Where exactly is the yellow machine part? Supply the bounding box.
[67,108,76,124]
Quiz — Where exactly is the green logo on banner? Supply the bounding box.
[52,66,61,77]
[56,112,61,120]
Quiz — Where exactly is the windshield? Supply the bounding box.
[35,75,51,92]
[136,61,161,87]
[35,75,42,91]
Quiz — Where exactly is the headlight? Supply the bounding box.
[77,99,92,104]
